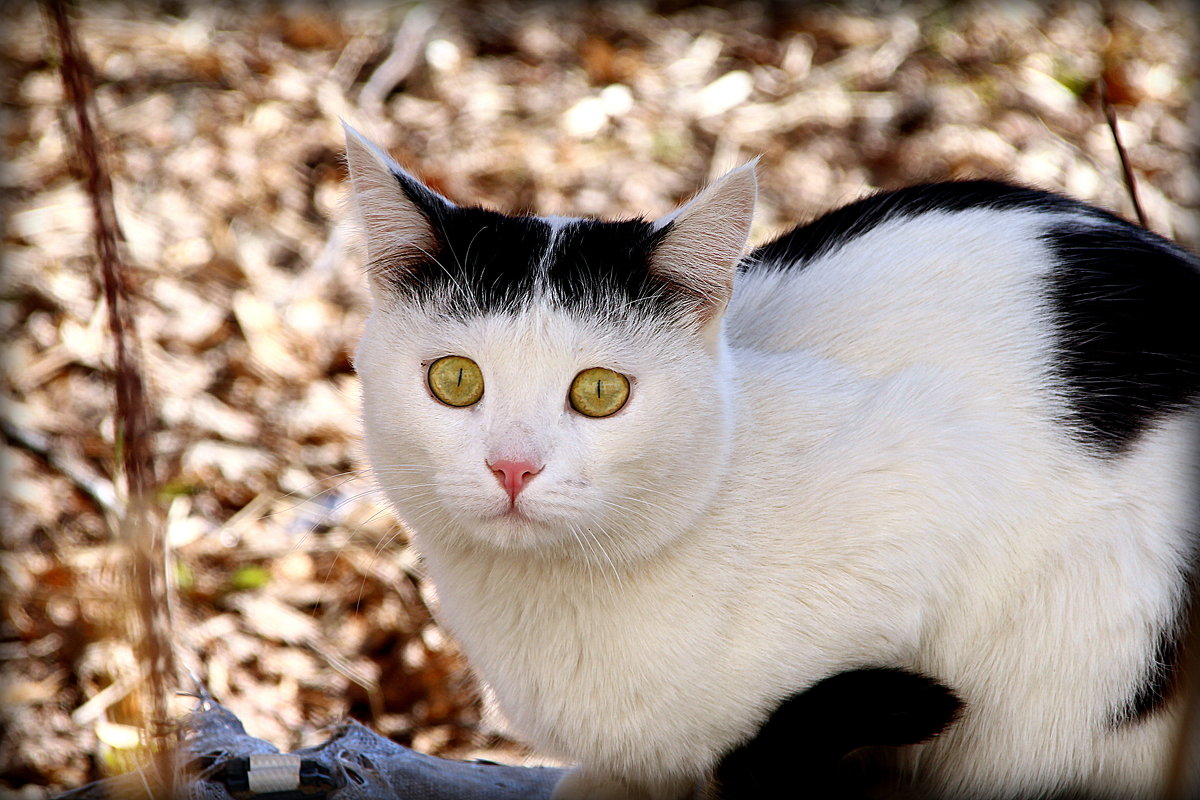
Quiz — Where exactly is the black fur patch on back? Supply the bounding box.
[1119,565,1197,726]
[713,668,963,800]
[1123,614,1187,724]
[747,179,1084,271]
[744,176,1200,454]
[1043,223,1200,455]
[384,170,678,317]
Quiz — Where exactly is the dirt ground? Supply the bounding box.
[1,0,1197,795]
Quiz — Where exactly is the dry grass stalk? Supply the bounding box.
[1099,76,1148,229]
[47,0,179,791]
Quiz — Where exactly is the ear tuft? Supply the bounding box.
[651,161,757,321]
[342,123,453,284]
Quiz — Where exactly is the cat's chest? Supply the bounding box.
[421,545,751,762]
[433,552,724,677]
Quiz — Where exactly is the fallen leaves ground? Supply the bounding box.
[1,0,1196,795]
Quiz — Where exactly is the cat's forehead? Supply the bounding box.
[421,302,670,365]
[394,205,678,319]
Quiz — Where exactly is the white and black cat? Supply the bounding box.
[345,124,1199,799]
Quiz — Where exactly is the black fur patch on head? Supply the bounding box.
[747,180,1084,271]
[381,169,679,318]
[1043,223,1200,455]
[545,220,675,315]
[379,200,552,313]
[713,667,963,800]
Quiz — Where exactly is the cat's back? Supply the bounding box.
[718,181,1200,798]
[726,180,1200,457]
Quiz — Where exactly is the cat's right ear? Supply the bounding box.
[342,123,453,286]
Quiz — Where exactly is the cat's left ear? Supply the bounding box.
[650,161,757,324]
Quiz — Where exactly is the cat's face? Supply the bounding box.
[357,301,730,559]
[345,126,756,561]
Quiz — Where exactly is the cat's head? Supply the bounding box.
[346,125,756,562]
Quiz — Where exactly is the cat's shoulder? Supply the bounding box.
[738,178,1200,456]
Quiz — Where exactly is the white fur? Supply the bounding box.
[349,139,1197,798]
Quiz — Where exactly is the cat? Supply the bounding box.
[343,122,1200,799]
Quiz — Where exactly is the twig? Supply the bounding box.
[1099,76,1148,229]
[1,415,123,518]
[70,671,141,727]
[47,0,179,790]
[358,5,437,113]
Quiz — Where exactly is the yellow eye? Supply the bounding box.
[428,356,484,407]
[569,368,630,418]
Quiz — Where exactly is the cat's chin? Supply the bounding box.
[475,512,582,552]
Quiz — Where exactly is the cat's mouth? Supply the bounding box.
[429,478,610,549]
[465,502,587,551]
[475,495,596,544]
[493,504,534,522]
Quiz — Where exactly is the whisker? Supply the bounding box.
[254,470,372,522]
[565,522,602,604]
[568,518,624,591]
[595,496,664,526]
[314,504,398,613]
[615,483,684,502]
[354,513,417,611]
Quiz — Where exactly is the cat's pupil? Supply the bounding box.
[596,380,603,398]
[458,368,463,387]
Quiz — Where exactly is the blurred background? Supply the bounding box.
[1,0,1197,794]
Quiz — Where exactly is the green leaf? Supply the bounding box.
[230,565,270,591]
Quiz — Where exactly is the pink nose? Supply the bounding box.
[488,459,542,502]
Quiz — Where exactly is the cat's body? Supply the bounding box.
[345,126,1199,799]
